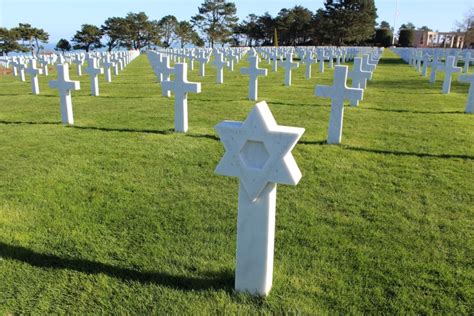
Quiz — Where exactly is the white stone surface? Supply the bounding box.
[458,73,474,113]
[279,53,299,86]
[84,57,104,96]
[212,52,228,84]
[49,63,80,125]
[438,56,462,94]
[103,54,116,83]
[302,52,317,79]
[25,59,42,95]
[241,56,268,101]
[315,65,363,144]
[215,101,304,296]
[348,57,372,106]
[162,63,201,133]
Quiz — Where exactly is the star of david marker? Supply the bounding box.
[215,101,304,296]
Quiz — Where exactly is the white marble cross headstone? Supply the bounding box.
[160,55,174,98]
[161,63,201,133]
[25,59,42,95]
[279,53,299,86]
[215,101,304,296]
[315,65,363,144]
[240,56,268,101]
[212,52,228,84]
[196,52,209,77]
[462,51,474,73]
[348,57,372,107]
[458,73,474,113]
[103,54,116,83]
[84,57,104,96]
[49,63,80,125]
[14,59,26,82]
[438,56,462,94]
[302,52,317,79]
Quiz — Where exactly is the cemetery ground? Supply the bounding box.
[0,51,473,314]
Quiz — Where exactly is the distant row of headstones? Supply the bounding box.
[147,46,381,144]
[1,50,140,124]
[393,47,474,113]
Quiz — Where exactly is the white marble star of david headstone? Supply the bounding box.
[215,101,304,296]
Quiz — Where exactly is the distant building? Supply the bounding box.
[414,30,466,48]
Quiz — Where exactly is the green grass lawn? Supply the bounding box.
[0,50,473,314]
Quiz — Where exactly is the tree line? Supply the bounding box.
[2,0,472,55]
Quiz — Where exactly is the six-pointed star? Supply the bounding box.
[215,101,305,202]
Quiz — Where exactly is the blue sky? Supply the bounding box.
[0,0,472,44]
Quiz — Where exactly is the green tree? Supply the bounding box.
[275,6,313,46]
[0,27,27,55]
[123,12,154,49]
[316,0,378,45]
[102,17,128,51]
[158,15,178,48]
[72,24,103,52]
[191,0,239,47]
[399,22,416,31]
[379,20,391,29]
[10,23,49,54]
[418,26,432,32]
[398,29,415,47]
[55,38,71,52]
[175,21,203,48]
[375,29,392,47]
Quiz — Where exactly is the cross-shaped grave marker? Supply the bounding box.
[458,72,474,113]
[348,57,372,107]
[315,65,363,144]
[438,56,462,94]
[162,63,201,133]
[25,59,43,95]
[84,56,104,96]
[103,54,116,83]
[212,52,228,84]
[241,55,268,101]
[49,63,80,125]
[279,53,299,86]
[302,51,317,79]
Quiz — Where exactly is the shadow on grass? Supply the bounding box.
[0,241,234,292]
[298,140,474,160]
[69,125,175,135]
[0,120,61,125]
[343,145,474,160]
[361,107,464,115]
[378,58,408,65]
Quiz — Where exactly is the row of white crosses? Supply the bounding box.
[4,50,139,96]
[146,47,380,138]
[393,47,474,113]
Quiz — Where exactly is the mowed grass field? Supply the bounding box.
[0,50,472,314]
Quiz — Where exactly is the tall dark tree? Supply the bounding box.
[398,29,415,47]
[175,21,203,48]
[102,17,128,51]
[191,0,239,47]
[379,20,391,29]
[71,24,103,52]
[123,12,154,49]
[55,38,71,52]
[275,6,313,46]
[0,27,27,55]
[399,22,416,31]
[316,0,378,45]
[10,23,49,54]
[158,15,178,48]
